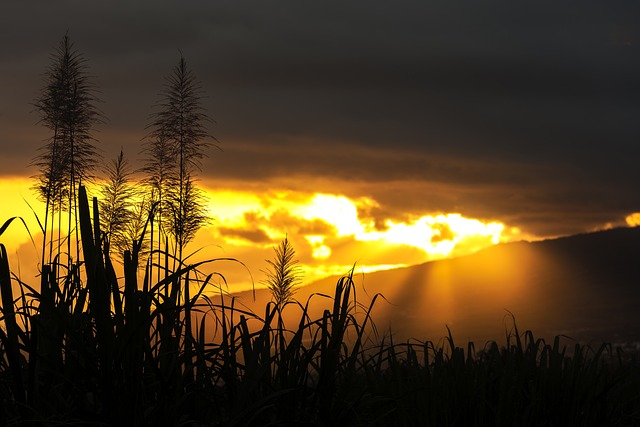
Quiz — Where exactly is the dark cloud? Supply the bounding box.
[357,203,391,232]
[217,227,272,245]
[2,0,640,238]
[431,223,455,244]
[267,210,337,237]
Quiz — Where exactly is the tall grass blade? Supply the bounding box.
[0,244,25,406]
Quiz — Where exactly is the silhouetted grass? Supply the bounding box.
[0,188,639,426]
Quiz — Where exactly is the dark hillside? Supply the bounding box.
[229,227,640,345]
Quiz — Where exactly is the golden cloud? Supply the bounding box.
[198,186,522,289]
[626,212,640,227]
[0,176,524,293]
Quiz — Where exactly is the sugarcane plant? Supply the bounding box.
[32,33,103,271]
[143,54,215,277]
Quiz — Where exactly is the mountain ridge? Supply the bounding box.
[228,226,640,345]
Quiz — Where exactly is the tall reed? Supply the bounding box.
[32,33,103,270]
[144,55,215,269]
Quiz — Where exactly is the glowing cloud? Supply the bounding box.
[305,235,332,259]
[1,176,522,290]
[626,212,640,227]
[356,214,505,258]
[294,194,364,237]
[204,191,518,262]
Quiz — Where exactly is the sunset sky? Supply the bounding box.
[1,1,639,290]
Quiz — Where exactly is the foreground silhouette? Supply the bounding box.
[0,190,639,425]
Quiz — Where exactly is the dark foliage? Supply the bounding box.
[0,198,639,425]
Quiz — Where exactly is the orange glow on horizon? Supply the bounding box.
[198,189,525,288]
[1,176,527,291]
[291,193,509,259]
[0,177,46,249]
[626,212,640,227]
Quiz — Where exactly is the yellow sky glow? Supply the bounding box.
[0,177,46,248]
[626,212,640,227]
[292,193,507,257]
[199,188,524,288]
[1,176,527,292]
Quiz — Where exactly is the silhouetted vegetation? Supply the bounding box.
[262,235,301,310]
[1,207,640,425]
[145,54,214,267]
[32,33,103,269]
[99,149,137,260]
[2,35,640,426]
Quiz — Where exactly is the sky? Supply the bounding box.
[1,1,639,290]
